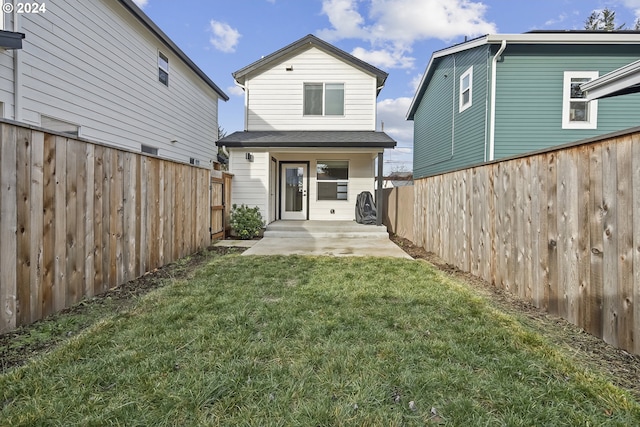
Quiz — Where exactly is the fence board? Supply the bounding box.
[54,136,67,312]
[0,124,17,332]
[576,147,590,331]
[41,134,56,318]
[93,146,104,296]
[616,137,633,351]
[602,141,619,347]
[30,131,44,323]
[546,152,559,315]
[632,134,640,355]
[84,143,95,299]
[588,144,604,338]
[16,127,31,325]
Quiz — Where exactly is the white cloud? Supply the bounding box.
[351,47,414,69]
[544,13,567,27]
[209,20,241,53]
[620,0,640,17]
[132,0,148,8]
[409,73,423,92]
[227,85,245,97]
[377,97,413,141]
[318,0,496,70]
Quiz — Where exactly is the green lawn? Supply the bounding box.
[1,254,639,426]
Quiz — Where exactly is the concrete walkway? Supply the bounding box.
[238,221,412,259]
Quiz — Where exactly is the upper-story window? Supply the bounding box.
[562,71,598,129]
[304,83,344,116]
[158,52,169,86]
[459,66,473,112]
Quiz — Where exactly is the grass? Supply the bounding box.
[1,254,639,426]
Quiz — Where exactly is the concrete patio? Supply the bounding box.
[231,221,412,258]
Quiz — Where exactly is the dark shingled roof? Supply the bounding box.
[217,131,396,149]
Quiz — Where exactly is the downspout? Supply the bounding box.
[235,80,247,131]
[13,7,22,121]
[488,40,506,161]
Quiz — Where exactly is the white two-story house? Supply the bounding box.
[218,34,396,223]
[0,0,228,167]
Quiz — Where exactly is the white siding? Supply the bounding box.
[246,47,377,131]
[0,49,14,117]
[13,0,220,166]
[229,150,270,218]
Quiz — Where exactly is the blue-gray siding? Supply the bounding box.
[494,45,640,159]
[413,46,489,179]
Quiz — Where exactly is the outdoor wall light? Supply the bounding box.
[245,152,254,162]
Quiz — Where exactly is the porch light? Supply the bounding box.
[245,152,254,162]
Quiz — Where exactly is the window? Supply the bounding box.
[141,144,158,155]
[158,52,169,86]
[41,115,79,137]
[562,71,598,129]
[459,66,473,112]
[317,160,348,200]
[304,83,344,116]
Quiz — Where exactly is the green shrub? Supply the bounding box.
[230,204,264,239]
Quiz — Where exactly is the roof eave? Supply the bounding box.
[233,34,389,89]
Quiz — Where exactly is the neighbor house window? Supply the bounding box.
[562,71,598,129]
[317,160,348,200]
[158,52,169,86]
[304,83,344,116]
[41,115,79,137]
[141,144,158,155]
[459,66,473,112]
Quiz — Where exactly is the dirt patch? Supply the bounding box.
[0,246,245,373]
[391,234,640,402]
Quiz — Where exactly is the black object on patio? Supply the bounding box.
[355,191,377,225]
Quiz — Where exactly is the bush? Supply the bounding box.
[230,204,264,240]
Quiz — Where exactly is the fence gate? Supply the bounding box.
[210,175,224,240]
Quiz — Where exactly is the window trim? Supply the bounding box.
[141,144,158,156]
[40,114,80,137]
[303,82,345,117]
[316,160,349,201]
[158,51,169,87]
[459,66,473,112]
[562,71,599,130]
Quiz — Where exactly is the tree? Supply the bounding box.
[217,125,229,170]
[584,7,626,30]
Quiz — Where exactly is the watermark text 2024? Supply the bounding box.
[3,2,47,14]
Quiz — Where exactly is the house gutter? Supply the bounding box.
[234,80,248,131]
[13,10,22,121]
[488,40,506,161]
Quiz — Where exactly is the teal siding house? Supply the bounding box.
[407,31,640,179]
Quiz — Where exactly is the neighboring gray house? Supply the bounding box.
[218,35,396,223]
[0,0,228,166]
[407,31,640,179]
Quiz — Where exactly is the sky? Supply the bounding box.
[133,0,640,174]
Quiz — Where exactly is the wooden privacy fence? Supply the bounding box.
[382,186,414,242]
[414,127,640,356]
[0,122,212,333]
